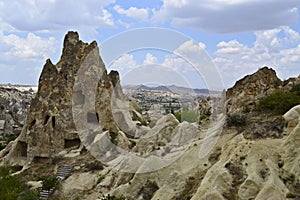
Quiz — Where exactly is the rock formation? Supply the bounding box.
[227,67,282,113]
[1,31,141,166]
[0,32,299,200]
[0,86,34,144]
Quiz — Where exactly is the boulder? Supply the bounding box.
[62,172,98,197]
[283,104,300,127]
[134,114,179,155]
[26,180,43,190]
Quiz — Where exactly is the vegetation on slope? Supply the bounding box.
[174,108,210,124]
[257,84,300,115]
[0,165,39,200]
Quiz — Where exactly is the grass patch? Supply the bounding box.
[174,108,199,123]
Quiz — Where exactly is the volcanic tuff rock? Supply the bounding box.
[283,75,300,92]
[226,67,282,113]
[0,86,34,139]
[1,32,299,200]
[0,31,142,166]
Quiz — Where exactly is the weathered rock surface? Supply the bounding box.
[0,31,142,166]
[283,75,300,92]
[283,105,300,127]
[227,67,282,113]
[62,172,98,198]
[0,86,34,138]
[0,32,299,200]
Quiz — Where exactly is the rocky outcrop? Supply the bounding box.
[1,31,141,166]
[0,86,34,138]
[227,67,282,113]
[283,75,300,92]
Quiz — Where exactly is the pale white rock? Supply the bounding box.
[255,185,286,200]
[27,180,42,190]
[62,172,98,196]
[112,98,136,135]
[280,121,300,180]
[170,121,199,146]
[283,104,300,127]
[135,125,151,138]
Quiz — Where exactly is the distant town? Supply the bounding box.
[124,85,224,121]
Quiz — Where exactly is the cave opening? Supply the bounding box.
[64,138,81,149]
[16,141,28,157]
[44,115,50,125]
[52,116,56,128]
[29,119,36,129]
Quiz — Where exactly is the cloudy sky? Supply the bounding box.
[0,0,300,89]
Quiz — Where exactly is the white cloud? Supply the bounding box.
[1,32,58,61]
[143,53,158,65]
[282,26,300,43]
[158,40,208,73]
[106,40,216,88]
[0,0,115,32]
[280,44,300,64]
[0,30,59,84]
[114,5,149,21]
[214,26,300,87]
[109,53,137,74]
[153,0,300,33]
[216,40,248,54]
[174,40,206,56]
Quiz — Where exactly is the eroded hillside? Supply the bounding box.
[0,32,299,200]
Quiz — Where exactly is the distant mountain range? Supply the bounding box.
[124,84,221,95]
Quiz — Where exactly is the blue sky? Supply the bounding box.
[0,0,300,89]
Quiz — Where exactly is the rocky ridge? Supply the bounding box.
[0,32,299,200]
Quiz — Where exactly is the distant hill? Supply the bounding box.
[124,84,220,94]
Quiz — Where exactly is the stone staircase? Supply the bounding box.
[39,188,54,200]
[56,165,72,180]
[39,165,72,199]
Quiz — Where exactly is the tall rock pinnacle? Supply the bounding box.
[1,31,133,166]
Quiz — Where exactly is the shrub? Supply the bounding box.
[19,190,39,200]
[226,114,246,127]
[87,161,104,172]
[0,165,39,200]
[5,134,18,143]
[0,143,6,151]
[99,194,126,200]
[286,193,296,198]
[290,83,300,93]
[0,174,24,200]
[0,134,19,150]
[51,155,63,164]
[41,175,59,190]
[257,89,300,115]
